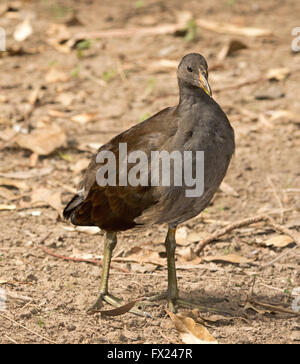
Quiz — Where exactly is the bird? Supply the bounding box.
[63,53,235,315]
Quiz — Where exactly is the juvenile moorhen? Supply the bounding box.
[64,53,235,315]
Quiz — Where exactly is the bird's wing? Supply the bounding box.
[64,106,178,231]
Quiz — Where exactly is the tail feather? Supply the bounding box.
[63,194,84,220]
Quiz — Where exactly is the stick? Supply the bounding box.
[249,300,300,316]
[195,215,300,254]
[73,23,183,41]
[0,312,56,344]
[40,245,129,273]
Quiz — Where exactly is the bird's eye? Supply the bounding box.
[187,66,193,72]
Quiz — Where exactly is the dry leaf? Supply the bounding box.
[31,188,62,212]
[265,235,294,248]
[199,313,233,323]
[130,263,157,273]
[71,158,90,174]
[114,246,166,267]
[48,109,70,118]
[70,112,98,124]
[45,68,70,84]
[0,187,18,201]
[203,254,252,264]
[176,227,208,246]
[177,246,197,261]
[15,125,66,155]
[98,299,144,317]
[0,167,53,179]
[268,110,300,123]
[0,204,16,211]
[14,18,33,42]
[0,177,28,191]
[46,23,74,53]
[196,19,272,37]
[266,68,290,81]
[217,39,247,61]
[220,182,239,197]
[166,309,218,344]
[244,302,270,314]
[75,226,100,235]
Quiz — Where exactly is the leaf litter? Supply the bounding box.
[166,309,218,344]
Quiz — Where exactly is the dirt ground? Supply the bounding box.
[0,0,299,344]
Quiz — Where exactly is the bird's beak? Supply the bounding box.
[198,71,212,97]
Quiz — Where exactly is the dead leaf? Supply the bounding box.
[196,19,272,37]
[166,309,218,344]
[113,246,166,267]
[0,187,18,201]
[98,299,144,317]
[56,92,75,107]
[0,204,16,211]
[176,226,208,246]
[130,263,157,273]
[13,18,33,42]
[220,182,239,197]
[217,39,247,61]
[199,313,233,323]
[46,23,74,53]
[265,235,294,248]
[203,254,253,264]
[29,153,39,168]
[45,68,70,84]
[268,110,300,123]
[244,302,271,314]
[0,167,53,179]
[31,188,62,212]
[0,128,16,141]
[28,87,41,105]
[266,68,290,81]
[0,177,28,191]
[70,112,98,124]
[48,109,70,118]
[15,125,66,155]
[75,226,100,235]
[177,246,197,261]
[71,158,90,174]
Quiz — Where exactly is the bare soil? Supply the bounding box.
[0,0,299,344]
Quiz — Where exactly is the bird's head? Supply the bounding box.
[177,53,212,97]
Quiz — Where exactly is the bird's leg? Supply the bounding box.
[146,226,178,311]
[87,231,119,312]
[87,232,151,317]
[147,226,224,314]
[165,226,179,312]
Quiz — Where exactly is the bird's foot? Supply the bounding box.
[87,292,153,318]
[146,292,223,314]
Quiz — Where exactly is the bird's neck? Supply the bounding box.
[178,79,211,109]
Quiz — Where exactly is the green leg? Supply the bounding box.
[87,232,151,317]
[165,227,179,312]
[147,226,224,314]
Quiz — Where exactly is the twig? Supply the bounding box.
[73,23,184,41]
[261,246,298,268]
[40,245,129,273]
[0,312,56,344]
[267,176,284,224]
[4,334,18,344]
[214,77,264,93]
[214,66,300,93]
[195,214,300,254]
[249,300,300,316]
